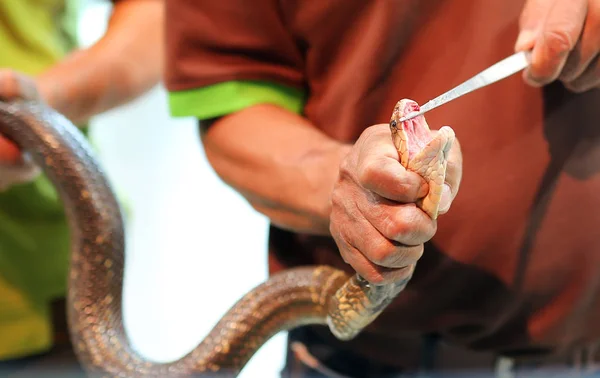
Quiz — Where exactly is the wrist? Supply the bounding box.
[312,141,352,235]
[35,65,81,122]
[249,139,351,237]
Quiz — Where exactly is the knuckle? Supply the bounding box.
[357,158,380,186]
[381,211,409,240]
[381,206,435,243]
[330,186,344,210]
[339,155,353,176]
[367,238,397,266]
[362,124,385,139]
[544,28,576,56]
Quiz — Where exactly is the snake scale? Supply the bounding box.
[0,98,453,377]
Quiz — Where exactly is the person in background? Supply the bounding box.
[0,0,163,374]
[165,0,600,377]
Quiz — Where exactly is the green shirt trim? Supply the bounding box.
[168,80,305,119]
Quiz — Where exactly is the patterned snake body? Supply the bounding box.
[0,99,453,377]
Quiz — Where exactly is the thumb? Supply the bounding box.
[515,0,554,51]
[437,127,462,215]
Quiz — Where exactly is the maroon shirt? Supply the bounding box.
[166,0,600,368]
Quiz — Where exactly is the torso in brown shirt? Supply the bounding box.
[166,0,600,367]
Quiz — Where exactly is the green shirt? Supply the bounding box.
[168,80,305,120]
[0,0,82,360]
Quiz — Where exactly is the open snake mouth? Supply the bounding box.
[399,100,433,160]
[390,99,434,164]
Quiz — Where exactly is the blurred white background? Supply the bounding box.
[79,1,286,376]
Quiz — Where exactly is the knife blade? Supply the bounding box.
[398,50,531,123]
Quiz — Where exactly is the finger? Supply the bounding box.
[564,54,600,92]
[358,154,428,203]
[356,124,429,203]
[338,240,416,285]
[525,0,588,86]
[438,131,463,214]
[0,71,21,100]
[330,189,423,282]
[0,135,22,164]
[560,2,600,82]
[515,0,556,51]
[345,204,424,268]
[357,196,437,245]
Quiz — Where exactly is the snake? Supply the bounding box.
[0,98,454,377]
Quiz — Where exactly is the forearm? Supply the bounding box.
[36,0,164,125]
[201,104,351,235]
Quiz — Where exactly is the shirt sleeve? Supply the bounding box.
[164,0,306,120]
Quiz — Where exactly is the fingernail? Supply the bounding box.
[515,30,537,51]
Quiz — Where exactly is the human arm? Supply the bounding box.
[202,105,462,283]
[166,0,462,284]
[0,0,163,124]
[201,104,351,235]
[515,0,600,92]
[35,0,164,124]
[0,0,163,184]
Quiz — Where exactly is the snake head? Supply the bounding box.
[390,99,455,219]
[389,99,434,168]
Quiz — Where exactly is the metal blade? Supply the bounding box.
[398,50,530,122]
